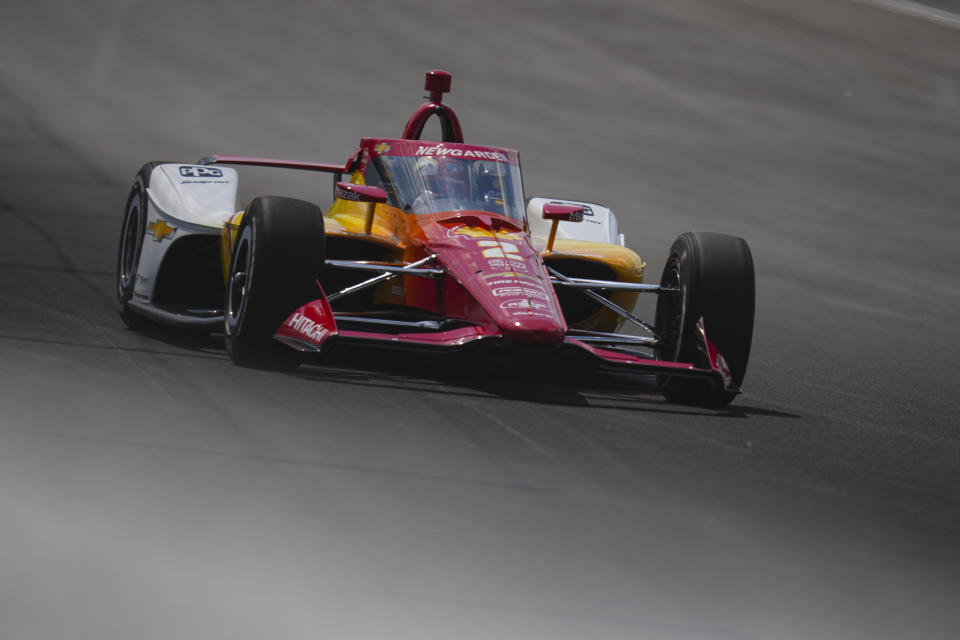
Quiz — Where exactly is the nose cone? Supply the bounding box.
[499,315,566,345]
[419,212,569,345]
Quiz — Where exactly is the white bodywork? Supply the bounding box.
[149,163,239,227]
[526,198,626,247]
[132,163,238,305]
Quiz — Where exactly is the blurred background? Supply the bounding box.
[0,1,958,638]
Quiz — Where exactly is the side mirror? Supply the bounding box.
[335,182,387,235]
[542,203,585,252]
[335,182,387,204]
[542,203,585,222]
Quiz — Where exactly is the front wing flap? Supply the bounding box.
[274,293,735,392]
[564,317,736,392]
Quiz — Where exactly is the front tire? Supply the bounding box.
[224,196,326,368]
[655,232,755,406]
[116,162,165,329]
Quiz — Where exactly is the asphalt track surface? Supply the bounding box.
[1,1,958,638]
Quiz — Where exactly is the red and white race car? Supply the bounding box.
[117,70,754,405]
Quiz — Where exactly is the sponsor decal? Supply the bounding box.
[334,182,387,203]
[335,184,363,201]
[374,143,391,154]
[713,350,732,386]
[179,166,223,178]
[486,277,546,291]
[147,219,176,241]
[415,145,509,163]
[477,239,523,260]
[286,311,330,342]
[491,286,549,300]
[483,271,539,282]
[487,258,527,271]
[526,288,549,300]
[500,298,550,310]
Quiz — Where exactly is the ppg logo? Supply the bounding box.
[179,166,223,178]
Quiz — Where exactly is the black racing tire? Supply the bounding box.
[116,161,166,330]
[224,196,326,369]
[654,232,755,406]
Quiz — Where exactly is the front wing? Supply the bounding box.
[273,299,737,394]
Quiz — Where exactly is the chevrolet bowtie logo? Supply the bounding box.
[147,219,176,241]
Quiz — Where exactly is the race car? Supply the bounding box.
[116,70,754,406]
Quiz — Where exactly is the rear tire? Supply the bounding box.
[654,232,754,406]
[116,162,165,330]
[224,196,325,369]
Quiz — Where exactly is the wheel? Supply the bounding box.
[116,162,165,329]
[224,196,326,368]
[654,232,755,406]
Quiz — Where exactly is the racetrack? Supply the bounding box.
[0,1,958,638]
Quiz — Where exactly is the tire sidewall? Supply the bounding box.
[224,196,325,366]
[117,175,147,307]
[224,220,255,341]
[655,232,754,405]
[656,233,702,366]
[117,162,168,329]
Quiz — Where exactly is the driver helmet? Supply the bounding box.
[475,162,501,193]
[416,156,467,198]
[437,157,468,198]
[475,162,504,210]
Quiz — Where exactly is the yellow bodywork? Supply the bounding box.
[324,199,409,246]
[539,237,646,332]
[220,211,245,283]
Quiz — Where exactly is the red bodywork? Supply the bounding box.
[272,206,733,392]
[211,70,737,393]
[415,213,568,344]
[401,69,464,143]
[276,210,568,349]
